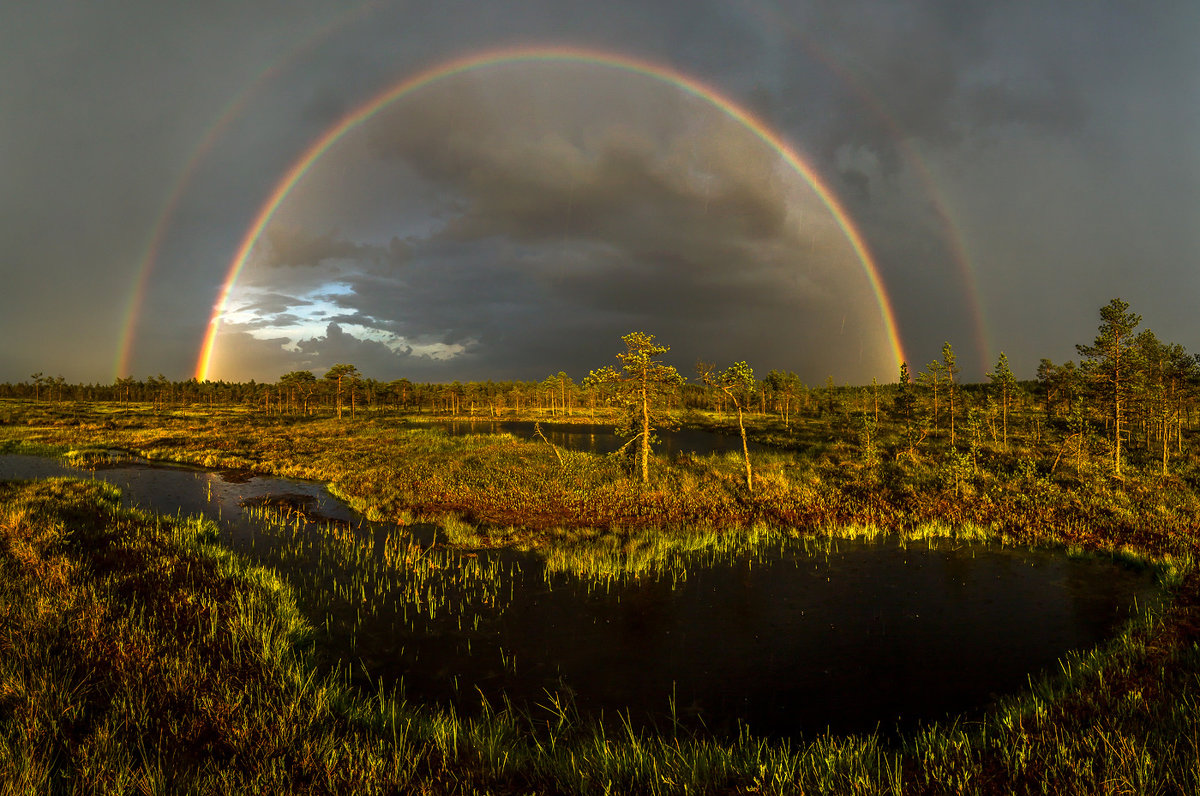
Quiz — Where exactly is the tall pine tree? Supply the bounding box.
[1076,298,1141,477]
[589,332,683,484]
[942,342,959,447]
[987,352,1018,449]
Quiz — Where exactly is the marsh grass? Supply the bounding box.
[0,477,942,794]
[5,400,1200,793]
[0,478,431,792]
[7,401,1200,565]
[241,501,518,644]
[0,499,1192,793]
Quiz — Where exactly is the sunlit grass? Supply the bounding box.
[4,398,1200,792]
[5,400,1200,566]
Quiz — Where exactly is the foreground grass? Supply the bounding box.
[0,477,903,794]
[5,400,1200,792]
[4,478,1200,794]
[0,478,429,792]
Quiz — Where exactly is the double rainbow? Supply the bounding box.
[194,45,906,381]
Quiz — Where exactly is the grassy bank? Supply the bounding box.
[2,475,1200,792]
[4,400,1199,563]
[5,398,1200,792]
[0,478,425,792]
[3,478,1200,794]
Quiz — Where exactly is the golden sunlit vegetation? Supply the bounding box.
[3,300,1200,793]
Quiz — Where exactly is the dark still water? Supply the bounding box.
[0,454,1160,739]
[363,538,1157,739]
[419,419,769,457]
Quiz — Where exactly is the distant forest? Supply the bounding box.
[6,299,1198,473]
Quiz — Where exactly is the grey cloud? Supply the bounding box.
[773,2,1095,183]
[218,58,938,383]
[265,226,371,268]
[4,1,1198,385]
[234,293,314,316]
[960,78,1088,137]
[235,313,306,331]
[295,322,401,366]
[361,69,791,247]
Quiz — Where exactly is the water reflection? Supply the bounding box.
[0,454,1159,739]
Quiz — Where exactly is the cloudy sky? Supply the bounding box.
[2,1,1197,386]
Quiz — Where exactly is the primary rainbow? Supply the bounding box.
[195,45,907,381]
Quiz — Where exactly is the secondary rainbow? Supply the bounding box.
[787,25,992,366]
[196,45,907,380]
[114,1,382,381]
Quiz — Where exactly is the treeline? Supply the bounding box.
[1,370,677,417]
[2,365,811,418]
[5,299,1199,472]
[2,364,917,420]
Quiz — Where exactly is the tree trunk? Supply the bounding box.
[949,388,956,448]
[1114,388,1122,476]
[737,400,752,492]
[1002,390,1009,449]
[640,376,650,484]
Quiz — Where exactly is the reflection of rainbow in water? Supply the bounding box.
[194,46,907,382]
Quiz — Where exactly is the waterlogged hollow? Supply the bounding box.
[0,454,1161,739]
[418,419,770,456]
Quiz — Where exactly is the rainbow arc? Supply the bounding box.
[194,46,908,381]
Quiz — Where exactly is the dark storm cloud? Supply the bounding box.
[351,70,823,301]
[739,1,1197,376]
[230,63,889,382]
[961,79,1087,137]
[264,226,371,268]
[360,69,793,241]
[296,240,555,354]
[786,2,1091,166]
[344,30,1054,379]
[4,1,1199,384]
[233,226,866,384]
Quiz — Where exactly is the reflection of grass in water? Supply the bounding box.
[535,517,1138,587]
[62,447,126,468]
[241,502,518,650]
[5,402,1200,791]
[5,477,1200,793]
[245,485,1186,664]
[541,522,778,583]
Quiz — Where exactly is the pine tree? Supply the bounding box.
[700,361,756,491]
[987,352,1018,449]
[942,342,959,448]
[1076,298,1142,477]
[895,362,917,456]
[324,364,360,420]
[590,333,683,484]
[917,361,943,436]
[764,369,802,428]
